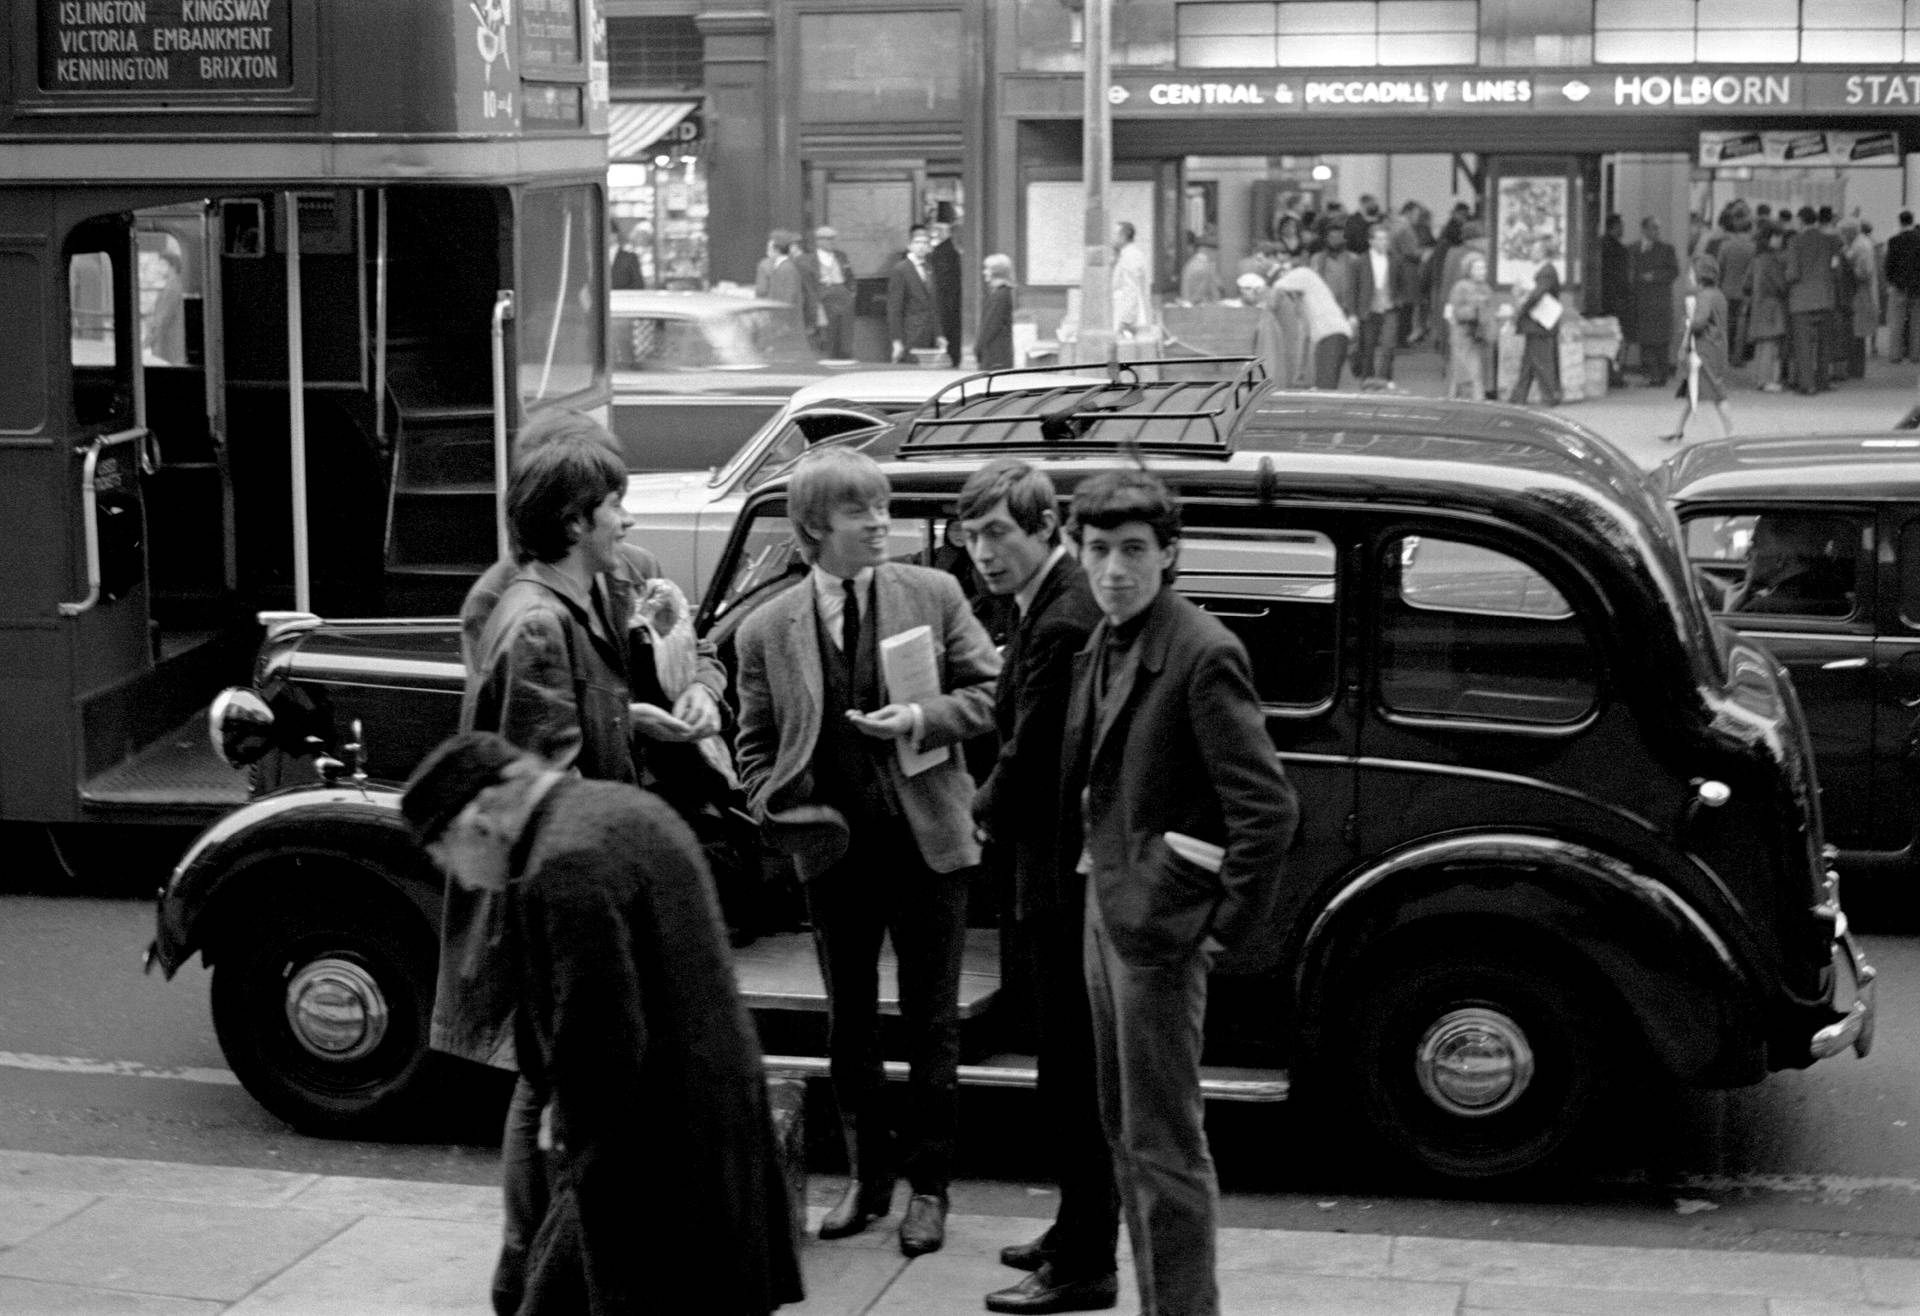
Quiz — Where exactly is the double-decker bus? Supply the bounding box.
[0,0,609,839]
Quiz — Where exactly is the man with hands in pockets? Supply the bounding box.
[1057,469,1298,1316]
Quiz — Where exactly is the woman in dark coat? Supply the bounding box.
[1509,262,1564,407]
[974,252,1016,370]
[1660,253,1734,443]
[404,734,804,1316]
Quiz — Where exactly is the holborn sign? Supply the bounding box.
[1106,68,1917,116]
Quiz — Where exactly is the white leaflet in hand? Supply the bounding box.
[1164,831,1225,874]
[879,625,948,777]
[1528,293,1563,331]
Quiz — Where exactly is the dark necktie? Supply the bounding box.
[842,577,860,656]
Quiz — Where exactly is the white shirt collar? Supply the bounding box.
[1015,545,1069,617]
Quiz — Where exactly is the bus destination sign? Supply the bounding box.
[40,0,293,96]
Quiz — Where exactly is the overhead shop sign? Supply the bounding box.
[1111,75,1535,114]
[40,0,293,95]
[1701,129,1900,169]
[1103,67,1920,118]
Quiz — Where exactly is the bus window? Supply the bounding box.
[69,252,115,367]
[518,184,603,405]
[66,232,131,432]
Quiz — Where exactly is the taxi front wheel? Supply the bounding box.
[210,902,435,1135]
[1337,944,1616,1183]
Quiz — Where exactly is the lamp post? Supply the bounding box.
[652,153,671,288]
[1071,0,1114,367]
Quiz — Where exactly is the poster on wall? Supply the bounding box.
[1494,175,1569,289]
[1699,130,1901,169]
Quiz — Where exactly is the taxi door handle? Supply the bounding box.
[1822,657,1869,671]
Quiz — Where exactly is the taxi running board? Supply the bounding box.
[763,1054,1290,1103]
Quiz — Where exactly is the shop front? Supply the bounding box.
[607,99,709,289]
[992,63,1917,326]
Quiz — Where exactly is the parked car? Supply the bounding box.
[1660,433,1920,909]
[611,289,872,474]
[150,367,1873,1184]
[625,368,1035,600]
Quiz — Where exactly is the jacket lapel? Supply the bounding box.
[780,582,823,729]
[1089,588,1177,769]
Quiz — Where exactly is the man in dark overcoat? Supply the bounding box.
[929,220,965,366]
[959,460,1118,1315]
[734,446,999,1258]
[1058,470,1299,1316]
[1631,217,1680,385]
[403,731,803,1316]
[1782,204,1840,395]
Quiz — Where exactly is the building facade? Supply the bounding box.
[616,0,1920,352]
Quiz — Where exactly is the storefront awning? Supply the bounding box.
[607,101,698,162]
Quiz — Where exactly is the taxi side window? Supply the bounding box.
[1177,532,1338,710]
[1684,512,1861,619]
[1901,521,1920,629]
[1378,535,1596,725]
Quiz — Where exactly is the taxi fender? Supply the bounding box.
[1293,833,1763,1083]
[151,785,441,978]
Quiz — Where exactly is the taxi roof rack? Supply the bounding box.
[901,356,1266,459]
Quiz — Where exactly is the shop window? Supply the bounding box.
[797,11,962,121]
[1477,0,1591,66]
[1175,1,1476,69]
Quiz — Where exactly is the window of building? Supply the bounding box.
[797,11,964,120]
[608,16,703,90]
[1594,0,1914,64]
[1175,1,1478,68]
[1378,535,1597,725]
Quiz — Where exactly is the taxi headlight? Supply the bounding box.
[209,688,275,768]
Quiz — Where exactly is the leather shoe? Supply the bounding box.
[985,1265,1120,1314]
[1000,1236,1054,1272]
[818,1179,893,1240]
[898,1192,947,1257]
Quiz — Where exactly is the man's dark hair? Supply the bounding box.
[956,458,1061,546]
[1068,469,1181,554]
[1799,205,1819,226]
[1903,211,1914,227]
[909,224,930,241]
[1818,205,1835,225]
[507,430,627,564]
[1115,221,1136,243]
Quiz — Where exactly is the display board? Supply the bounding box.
[1025,179,1156,286]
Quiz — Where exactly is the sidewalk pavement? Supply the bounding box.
[6,1149,1920,1315]
[1341,349,1920,473]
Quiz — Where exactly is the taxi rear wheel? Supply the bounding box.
[211,902,434,1135]
[1339,945,1612,1182]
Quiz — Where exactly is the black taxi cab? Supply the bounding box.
[150,361,1875,1183]
[1661,434,1920,914]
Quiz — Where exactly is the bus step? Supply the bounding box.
[735,928,1000,1020]
[761,1053,1290,1102]
[80,711,249,819]
[393,428,496,491]
[386,490,497,571]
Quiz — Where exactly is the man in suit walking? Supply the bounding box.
[887,225,946,363]
[799,226,858,359]
[960,460,1118,1315]
[1783,204,1839,395]
[734,447,999,1258]
[1060,469,1298,1316]
[1353,222,1408,382]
